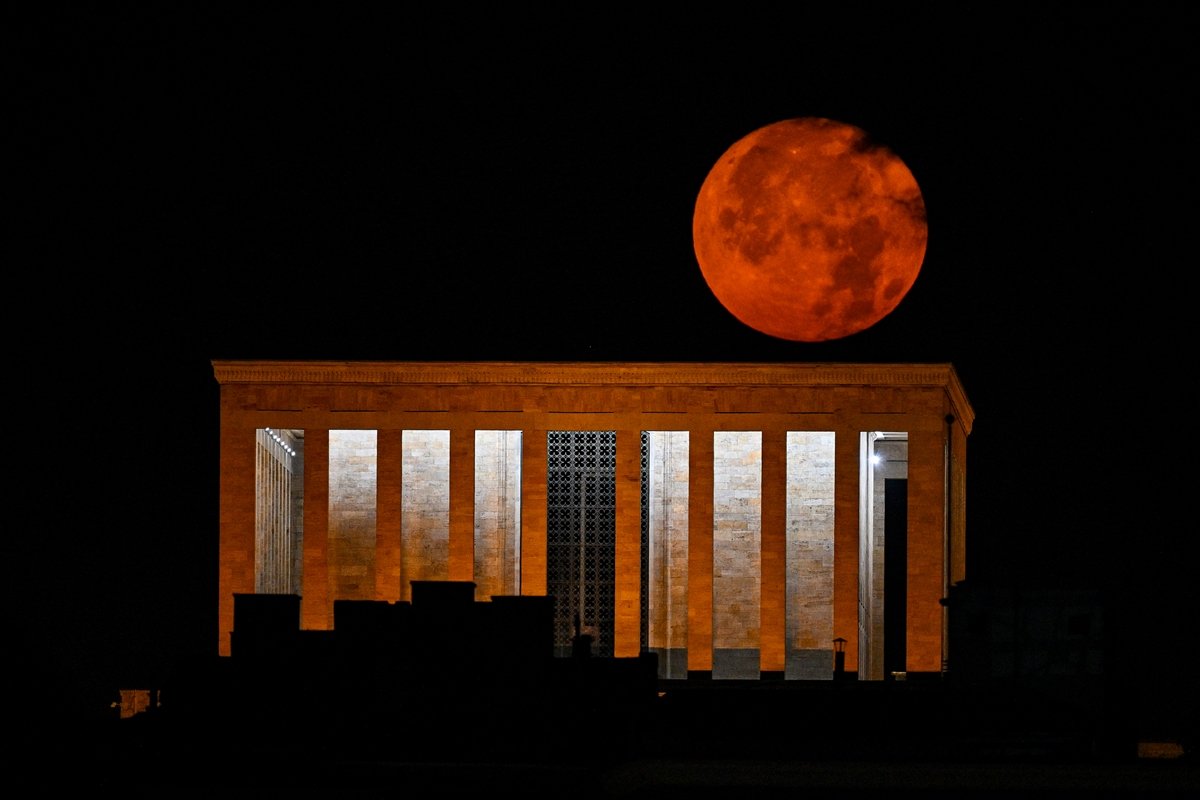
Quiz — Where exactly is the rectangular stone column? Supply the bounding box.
[376,429,403,601]
[949,420,968,586]
[449,426,475,584]
[687,427,714,676]
[833,426,859,672]
[301,429,331,631]
[907,425,945,673]
[614,427,642,657]
[759,427,787,677]
[520,426,547,596]
[218,421,256,657]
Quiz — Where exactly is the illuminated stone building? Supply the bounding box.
[213,360,973,681]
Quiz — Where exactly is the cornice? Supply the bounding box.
[214,360,948,387]
[211,360,974,431]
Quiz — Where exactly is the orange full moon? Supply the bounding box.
[692,117,927,342]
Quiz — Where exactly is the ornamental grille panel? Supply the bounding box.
[546,431,616,657]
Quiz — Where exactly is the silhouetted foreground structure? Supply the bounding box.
[166,582,658,766]
[84,580,1194,797]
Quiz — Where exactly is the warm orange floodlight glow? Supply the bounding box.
[693,117,927,341]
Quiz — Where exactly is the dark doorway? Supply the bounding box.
[883,478,908,676]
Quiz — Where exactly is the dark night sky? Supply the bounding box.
[14,5,1194,729]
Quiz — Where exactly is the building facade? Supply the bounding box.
[213,360,973,680]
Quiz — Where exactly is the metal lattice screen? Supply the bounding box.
[546,431,616,657]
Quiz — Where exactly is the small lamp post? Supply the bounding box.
[833,637,847,681]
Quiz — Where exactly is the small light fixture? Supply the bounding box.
[263,428,296,456]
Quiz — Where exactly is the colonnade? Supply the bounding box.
[216,361,973,679]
